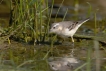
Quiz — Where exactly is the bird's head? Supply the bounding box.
[49,23,62,34]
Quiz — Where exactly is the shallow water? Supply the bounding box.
[0,38,105,71]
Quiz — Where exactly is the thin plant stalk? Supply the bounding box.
[87,2,92,17]
[74,63,87,71]
[39,1,43,42]
[35,0,39,42]
[94,40,100,71]
[62,8,68,21]
[94,12,97,34]
[54,0,65,22]
[46,0,54,40]
[43,35,57,60]
[86,43,92,71]
[94,9,99,35]
[74,0,79,20]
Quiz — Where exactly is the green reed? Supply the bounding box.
[86,44,93,71]
[54,0,65,22]
[62,8,68,21]
[74,0,79,20]
[9,0,49,44]
[94,11,97,34]
[87,2,92,17]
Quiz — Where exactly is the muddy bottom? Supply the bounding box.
[0,39,105,71]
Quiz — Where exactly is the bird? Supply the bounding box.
[49,18,89,44]
[48,57,80,71]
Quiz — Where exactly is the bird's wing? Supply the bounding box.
[68,18,89,30]
[59,18,89,31]
[67,21,78,31]
[58,21,77,31]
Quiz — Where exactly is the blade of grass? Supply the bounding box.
[45,0,54,41]
[62,8,68,21]
[54,0,65,22]
[86,2,92,17]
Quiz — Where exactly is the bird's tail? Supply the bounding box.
[78,18,90,25]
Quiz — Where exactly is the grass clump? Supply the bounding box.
[7,0,50,45]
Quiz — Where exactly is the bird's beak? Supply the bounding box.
[49,29,52,33]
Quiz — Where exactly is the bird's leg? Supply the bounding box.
[71,36,74,46]
[70,36,75,57]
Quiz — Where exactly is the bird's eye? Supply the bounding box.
[76,21,78,24]
[52,65,54,67]
[53,27,55,29]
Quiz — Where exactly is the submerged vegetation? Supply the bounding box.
[0,0,106,71]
